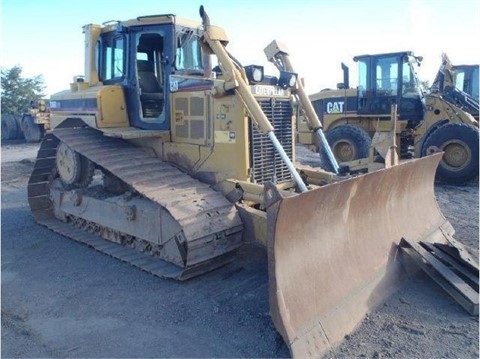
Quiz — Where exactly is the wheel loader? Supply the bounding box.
[431,52,479,119]
[27,6,478,358]
[301,51,479,185]
[21,99,49,142]
[1,102,49,142]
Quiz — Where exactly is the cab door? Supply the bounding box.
[125,25,173,130]
[357,54,400,116]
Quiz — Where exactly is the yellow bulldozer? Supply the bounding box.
[27,6,478,357]
[301,51,479,185]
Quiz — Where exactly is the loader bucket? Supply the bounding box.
[266,153,451,358]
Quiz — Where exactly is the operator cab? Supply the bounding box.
[354,51,425,126]
[96,16,204,130]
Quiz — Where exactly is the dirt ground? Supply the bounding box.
[1,140,478,358]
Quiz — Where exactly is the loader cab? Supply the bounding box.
[354,51,424,126]
[97,17,204,130]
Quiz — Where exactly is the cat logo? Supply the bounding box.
[326,101,345,114]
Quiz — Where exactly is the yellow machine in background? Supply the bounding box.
[431,52,479,120]
[301,51,478,185]
[27,6,477,357]
[1,100,49,142]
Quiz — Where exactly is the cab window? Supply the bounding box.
[101,36,125,82]
[175,30,203,73]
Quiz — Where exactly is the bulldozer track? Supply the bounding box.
[27,127,243,280]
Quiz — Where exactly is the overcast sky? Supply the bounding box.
[1,0,479,96]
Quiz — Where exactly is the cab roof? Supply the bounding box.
[353,51,415,62]
[90,14,202,33]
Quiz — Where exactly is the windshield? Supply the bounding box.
[455,67,479,99]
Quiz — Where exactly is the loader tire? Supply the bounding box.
[22,114,44,142]
[319,124,371,171]
[422,123,479,185]
[1,114,20,140]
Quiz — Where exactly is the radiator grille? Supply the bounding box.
[250,98,293,184]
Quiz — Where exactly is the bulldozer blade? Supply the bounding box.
[266,152,451,358]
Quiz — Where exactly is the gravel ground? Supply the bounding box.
[1,140,478,358]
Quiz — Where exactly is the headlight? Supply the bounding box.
[278,70,298,88]
[244,65,264,84]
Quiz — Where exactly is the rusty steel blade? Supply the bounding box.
[266,153,451,358]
